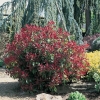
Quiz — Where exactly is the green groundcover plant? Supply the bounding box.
[4,21,89,93]
[93,73,100,92]
[68,91,86,100]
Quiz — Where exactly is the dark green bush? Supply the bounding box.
[83,33,100,51]
[91,37,100,51]
[0,59,4,67]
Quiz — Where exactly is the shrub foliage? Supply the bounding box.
[4,21,89,92]
[68,91,86,100]
[86,51,100,78]
[83,33,100,51]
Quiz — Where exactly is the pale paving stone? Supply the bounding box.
[36,93,62,100]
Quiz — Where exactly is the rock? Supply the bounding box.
[36,93,63,100]
[62,94,69,100]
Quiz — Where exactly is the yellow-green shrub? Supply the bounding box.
[86,51,100,75]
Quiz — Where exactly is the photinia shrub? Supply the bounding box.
[4,21,89,93]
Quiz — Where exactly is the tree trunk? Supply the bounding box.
[74,0,80,24]
[85,0,91,34]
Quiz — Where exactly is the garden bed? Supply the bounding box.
[0,68,100,100]
[0,32,100,100]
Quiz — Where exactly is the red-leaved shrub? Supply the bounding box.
[4,21,89,93]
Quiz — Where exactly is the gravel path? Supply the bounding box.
[0,68,35,100]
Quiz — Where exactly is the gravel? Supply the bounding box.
[0,68,35,100]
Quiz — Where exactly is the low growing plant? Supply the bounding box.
[68,91,86,100]
[93,73,100,92]
[83,33,100,51]
[4,21,89,93]
[86,50,100,80]
[91,37,100,51]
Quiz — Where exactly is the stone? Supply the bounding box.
[36,93,62,100]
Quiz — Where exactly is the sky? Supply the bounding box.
[0,0,11,6]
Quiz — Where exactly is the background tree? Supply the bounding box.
[1,0,100,43]
[73,0,100,35]
[21,0,83,44]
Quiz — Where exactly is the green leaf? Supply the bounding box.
[0,60,4,67]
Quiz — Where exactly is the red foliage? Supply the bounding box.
[4,21,89,92]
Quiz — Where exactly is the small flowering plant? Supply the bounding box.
[86,51,100,74]
[86,50,100,80]
[4,21,89,93]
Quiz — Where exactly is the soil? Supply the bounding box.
[0,33,100,100]
[0,68,36,100]
[0,68,100,100]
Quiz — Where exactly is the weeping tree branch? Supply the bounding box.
[55,1,71,41]
[62,0,83,44]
